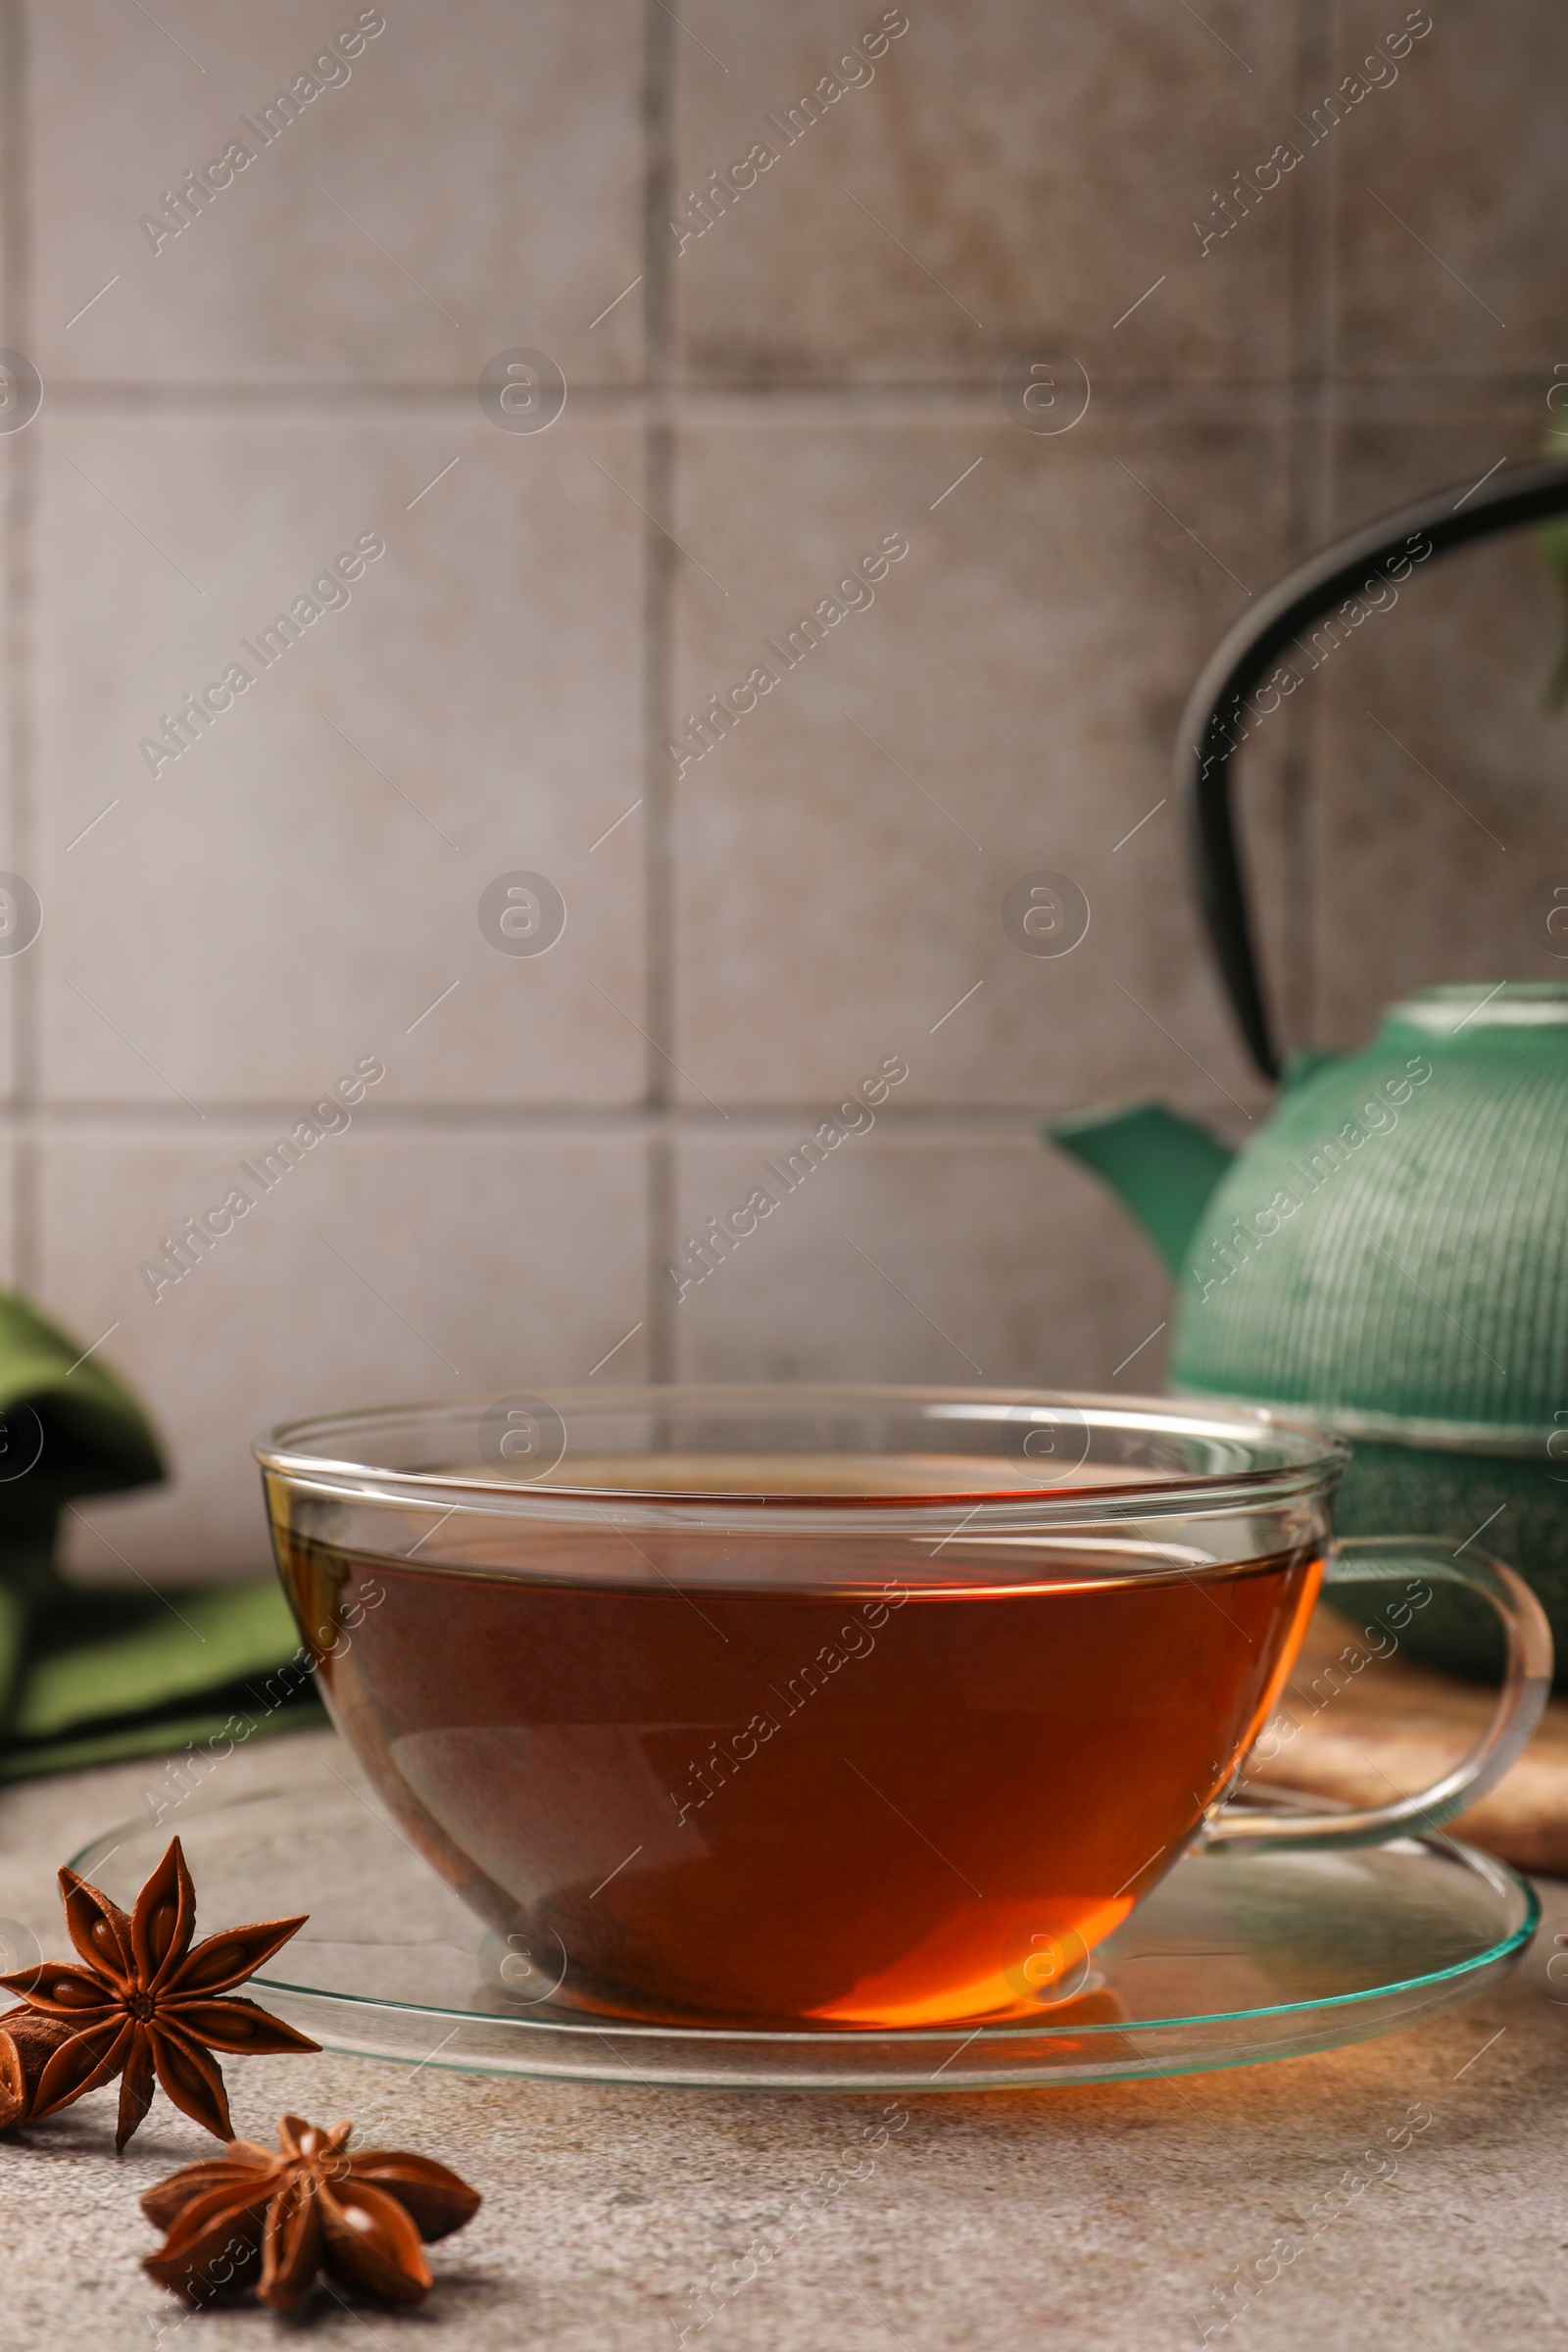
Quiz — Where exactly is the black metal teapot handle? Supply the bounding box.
[1180,456,1568,1081]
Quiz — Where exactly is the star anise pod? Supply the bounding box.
[0,1837,319,2151]
[142,2112,482,2311]
[0,2010,75,2129]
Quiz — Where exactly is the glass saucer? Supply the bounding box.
[69,1785,1537,2092]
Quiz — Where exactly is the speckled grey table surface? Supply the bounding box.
[2,1726,1566,2352]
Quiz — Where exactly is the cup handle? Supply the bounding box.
[1199,1535,1553,1854]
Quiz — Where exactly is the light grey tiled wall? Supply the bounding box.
[0,0,1560,1573]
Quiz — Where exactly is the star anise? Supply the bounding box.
[0,1836,319,2151]
[142,2113,482,2311]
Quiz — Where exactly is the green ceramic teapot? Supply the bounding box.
[1052,459,1568,1682]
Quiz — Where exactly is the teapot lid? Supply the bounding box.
[1386,980,1568,1035]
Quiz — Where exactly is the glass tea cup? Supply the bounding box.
[255,1387,1549,2033]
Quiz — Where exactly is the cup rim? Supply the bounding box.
[254,1383,1348,1521]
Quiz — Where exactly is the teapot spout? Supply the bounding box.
[1047,1102,1235,1278]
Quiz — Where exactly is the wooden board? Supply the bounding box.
[1244,1602,1568,1874]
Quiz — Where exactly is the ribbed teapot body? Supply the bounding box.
[1171,983,1568,1447]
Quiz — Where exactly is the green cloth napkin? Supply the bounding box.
[0,1292,321,1782]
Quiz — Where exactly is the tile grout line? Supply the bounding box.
[1298,0,1341,1054]
[642,0,679,1378]
[31,376,1561,416]
[1,1099,1044,1120]
[0,1100,1264,1136]
[1276,0,1339,1057]
[0,0,38,1292]
[1288,0,1335,1054]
